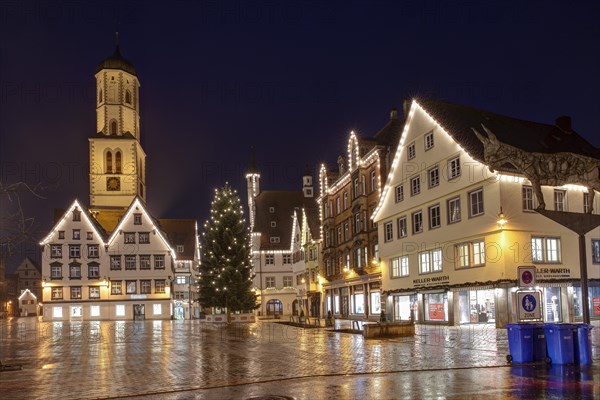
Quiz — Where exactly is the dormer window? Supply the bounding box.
[270,237,280,244]
[177,245,184,253]
[269,207,275,213]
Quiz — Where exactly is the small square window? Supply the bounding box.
[86,231,93,240]
[271,221,277,227]
[73,229,81,240]
[269,207,275,213]
[58,231,65,239]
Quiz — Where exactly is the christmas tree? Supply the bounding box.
[199,184,258,315]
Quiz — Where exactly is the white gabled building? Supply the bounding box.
[40,40,199,321]
[374,98,600,327]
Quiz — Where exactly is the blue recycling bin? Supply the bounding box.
[573,324,593,365]
[532,323,547,362]
[506,323,534,363]
[544,323,575,364]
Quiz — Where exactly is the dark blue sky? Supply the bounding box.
[1,0,599,266]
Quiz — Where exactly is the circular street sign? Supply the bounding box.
[522,270,533,285]
[522,294,537,312]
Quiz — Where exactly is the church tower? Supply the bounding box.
[89,34,147,208]
[246,146,260,229]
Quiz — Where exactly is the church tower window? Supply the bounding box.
[110,120,117,135]
[98,89,103,103]
[125,90,132,104]
[106,151,113,173]
[115,151,122,174]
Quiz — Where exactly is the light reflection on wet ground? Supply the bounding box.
[0,318,598,399]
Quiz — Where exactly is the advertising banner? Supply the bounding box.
[428,303,444,321]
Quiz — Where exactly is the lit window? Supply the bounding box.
[90,305,100,317]
[53,307,63,318]
[583,193,591,214]
[456,240,485,268]
[155,280,166,294]
[391,256,409,278]
[111,281,122,295]
[531,236,561,263]
[419,249,442,274]
[115,305,125,317]
[89,287,100,299]
[126,281,137,294]
[153,304,162,315]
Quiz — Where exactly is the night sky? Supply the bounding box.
[1,0,599,268]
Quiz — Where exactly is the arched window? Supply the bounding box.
[115,151,122,174]
[266,299,283,316]
[125,90,131,104]
[106,151,113,173]
[98,88,103,103]
[110,120,117,135]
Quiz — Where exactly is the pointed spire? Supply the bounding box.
[247,146,259,174]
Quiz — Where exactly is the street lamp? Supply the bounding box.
[497,207,507,229]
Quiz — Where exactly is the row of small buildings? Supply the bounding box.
[248,99,600,327]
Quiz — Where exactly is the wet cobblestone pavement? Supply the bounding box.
[1,318,598,399]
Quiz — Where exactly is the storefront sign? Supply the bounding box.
[428,304,444,321]
[518,266,536,287]
[413,275,449,288]
[593,298,600,316]
[536,267,572,280]
[517,291,542,321]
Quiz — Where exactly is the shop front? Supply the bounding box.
[456,288,496,324]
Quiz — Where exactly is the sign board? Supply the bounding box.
[517,291,542,321]
[518,266,536,287]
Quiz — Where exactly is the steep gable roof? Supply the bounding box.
[418,98,600,163]
[159,219,197,261]
[40,199,108,245]
[253,191,306,250]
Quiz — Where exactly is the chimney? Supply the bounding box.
[555,116,572,133]
[390,107,398,120]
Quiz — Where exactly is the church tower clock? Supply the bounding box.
[89,35,147,208]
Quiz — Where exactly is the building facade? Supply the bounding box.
[40,42,199,321]
[374,98,600,327]
[319,110,403,322]
[247,159,317,317]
